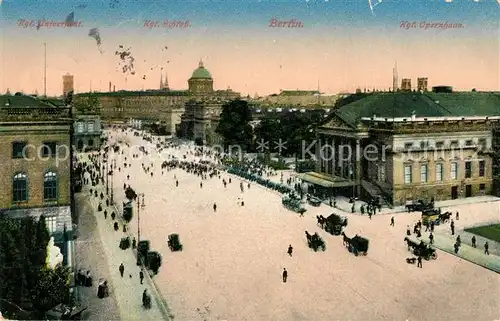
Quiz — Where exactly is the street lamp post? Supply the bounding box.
[111,159,116,204]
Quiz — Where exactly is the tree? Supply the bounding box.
[215,99,253,151]
[73,93,100,114]
[0,214,70,317]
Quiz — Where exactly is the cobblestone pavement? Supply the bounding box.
[80,153,171,321]
[74,193,121,321]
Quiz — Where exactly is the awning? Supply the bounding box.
[299,172,355,188]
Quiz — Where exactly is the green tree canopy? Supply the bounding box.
[215,99,253,151]
[0,214,70,318]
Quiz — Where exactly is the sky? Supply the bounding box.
[1,0,499,96]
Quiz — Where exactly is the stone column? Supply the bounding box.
[356,139,362,196]
[315,136,321,172]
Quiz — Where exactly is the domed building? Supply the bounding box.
[188,60,214,95]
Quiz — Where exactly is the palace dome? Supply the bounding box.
[190,60,212,79]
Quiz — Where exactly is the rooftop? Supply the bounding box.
[328,92,500,128]
[76,90,190,97]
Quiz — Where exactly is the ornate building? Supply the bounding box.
[303,91,500,206]
[178,60,240,143]
[0,93,74,266]
[75,60,238,135]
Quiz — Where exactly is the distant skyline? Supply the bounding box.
[1,0,499,96]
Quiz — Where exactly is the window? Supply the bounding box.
[12,142,27,159]
[87,122,95,132]
[420,164,428,183]
[13,173,28,202]
[404,143,413,149]
[478,138,487,149]
[465,161,472,178]
[44,171,57,201]
[451,162,458,180]
[465,140,473,146]
[77,122,84,133]
[42,142,57,157]
[420,141,429,149]
[479,183,486,192]
[450,140,459,148]
[404,165,412,184]
[436,163,443,181]
[435,141,444,149]
[479,160,485,177]
[45,216,57,233]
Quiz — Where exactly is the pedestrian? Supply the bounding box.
[200,182,203,188]
[484,242,489,255]
[406,225,411,236]
[456,235,461,246]
[417,256,422,268]
[429,232,434,244]
[456,211,459,220]
[287,245,293,257]
[213,203,217,212]
[282,268,288,283]
[430,221,435,232]
[139,270,144,284]
[119,263,124,277]
[471,235,476,248]
[132,237,137,249]
[454,242,459,254]
[368,212,372,220]
[390,216,394,226]
[176,180,179,187]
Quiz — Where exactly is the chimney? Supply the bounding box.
[113,85,116,92]
[109,82,111,92]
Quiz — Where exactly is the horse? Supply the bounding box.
[439,211,452,223]
[341,232,351,247]
[305,231,312,242]
[404,237,419,251]
[316,215,326,229]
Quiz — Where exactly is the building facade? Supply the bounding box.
[74,114,102,151]
[74,60,239,135]
[0,94,74,266]
[305,91,500,206]
[417,77,428,92]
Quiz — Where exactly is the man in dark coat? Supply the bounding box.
[417,256,422,268]
[139,270,144,284]
[282,268,288,283]
[484,242,489,255]
[287,245,293,257]
[119,263,124,277]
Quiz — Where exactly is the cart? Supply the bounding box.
[348,235,369,256]
[168,234,183,251]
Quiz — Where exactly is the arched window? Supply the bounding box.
[44,171,57,201]
[13,173,28,202]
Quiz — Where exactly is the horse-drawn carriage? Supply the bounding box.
[323,213,348,235]
[421,208,441,225]
[343,233,369,256]
[282,194,307,214]
[167,234,183,251]
[405,199,434,212]
[404,237,438,260]
[306,194,322,207]
[305,231,326,251]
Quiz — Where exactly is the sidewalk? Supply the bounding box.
[406,234,500,274]
[81,162,172,320]
[331,195,500,215]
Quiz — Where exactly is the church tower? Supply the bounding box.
[162,72,169,90]
[160,73,163,89]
